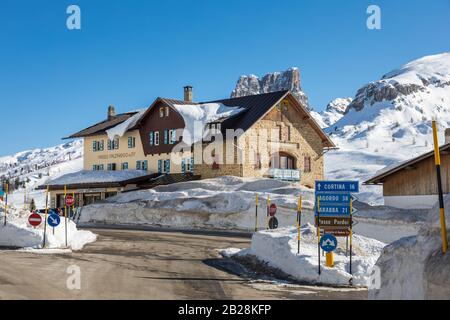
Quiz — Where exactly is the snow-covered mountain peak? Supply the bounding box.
[382,52,450,86]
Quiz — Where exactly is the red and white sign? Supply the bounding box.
[66,195,75,207]
[269,203,277,216]
[28,213,42,227]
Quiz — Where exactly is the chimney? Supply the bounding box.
[184,86,193,102]
[445,128,450,144]
[108,105,116,121]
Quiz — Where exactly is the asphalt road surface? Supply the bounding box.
[0,228,367,300]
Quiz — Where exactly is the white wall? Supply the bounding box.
[384,195,439,209]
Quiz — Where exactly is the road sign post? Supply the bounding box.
[317,197,321,275]
[255,194,259,232]
[3,183,8,226]
[432,120,448,254]
[28,213,42,228]
[297,196,302,254]
[42,186,49,248]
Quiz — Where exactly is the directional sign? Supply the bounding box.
[320,234,338,252]
[315,181,359,193]
[268,217,278,230]
[316,193,353,204]
[269,203,277,217]
[320,229,351,237]
[316,217,351,228]
[47,214,61,227]
[28,213,42,227]
[66,195,75,207]
[316,204,351,216]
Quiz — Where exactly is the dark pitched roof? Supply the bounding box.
[64,91,334,148]
[64,111,139,139]
[364,142,450,185]
[204,90,289,132]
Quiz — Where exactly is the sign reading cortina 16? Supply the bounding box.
[314,180,359,235]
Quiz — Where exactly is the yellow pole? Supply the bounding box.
[432,120,448,254]
[42,186,49,248]
[317,197,321,275]
[297,196,302,254]
[326,252,334,267]
[255,194,259,232]
[4,183,8,226]
[64,185,68,247]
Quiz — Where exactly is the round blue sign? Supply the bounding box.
[320,234,338,252]
[47,214,61,227]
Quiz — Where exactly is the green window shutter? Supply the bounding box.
[158,160,162,173]
[93,141,97,152]
[149,132,154,146]
[143,160,148,171]
[136,161,141,170]
[107,140,112,150]
[164,129,169,144]
[181,159,185,174]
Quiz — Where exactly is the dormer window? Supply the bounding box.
[165,106,169,117]
[159,107,164,118]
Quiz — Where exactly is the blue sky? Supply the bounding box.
[0,0,449,155]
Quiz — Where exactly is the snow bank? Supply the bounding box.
[173,103,245,145]
[370,195,450,299]
[221,224,385,287]
[106,109,147,140]
[0,201,96,250]
[79,176,315,231]
[78,176,423,243]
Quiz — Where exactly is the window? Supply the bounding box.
[164,160,171,173]
[158,160,162,174]
[159,107,164,118]
[277,125,282,141]
[149,132,154,146]
[169,129,177,144]
[165,106,169,117]
[136,160,141,170]
[154,132,160,146]
[182,157,193,174]
[142,160,148,171]
[286,126,291,141]
[93,164,104,171]
[122,162,129,170]
[92,140,104,152]
[128,137,135,149]
[108,140,112,150]
[107,163,117,171]
[113,137,120,149]
[212,153,220,170]
[254,152,262,169]
[304,156,311,173]
[270,153,295,170]
[93,141,97,152]
[181,159,186,174]
[164,129,169,144]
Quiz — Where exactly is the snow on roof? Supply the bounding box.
[173,103,245,145]
[106,109,147,140]
[46,170,151,186]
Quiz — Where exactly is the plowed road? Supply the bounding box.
[0,228,367,299]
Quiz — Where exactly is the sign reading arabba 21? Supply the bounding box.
[315,181,359,193]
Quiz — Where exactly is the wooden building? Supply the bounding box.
[365,135,450,209]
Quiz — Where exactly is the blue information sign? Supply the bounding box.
[320,234,338,252]
[316,193,352,204]
[315,204,351,216]
[47,214,61,227]
[315,181,359,193]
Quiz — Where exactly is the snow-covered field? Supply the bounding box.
[0,200,96,250]
[220,224,385,287]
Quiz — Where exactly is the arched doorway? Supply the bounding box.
[270,152,296,170]
[268,152,300,181]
